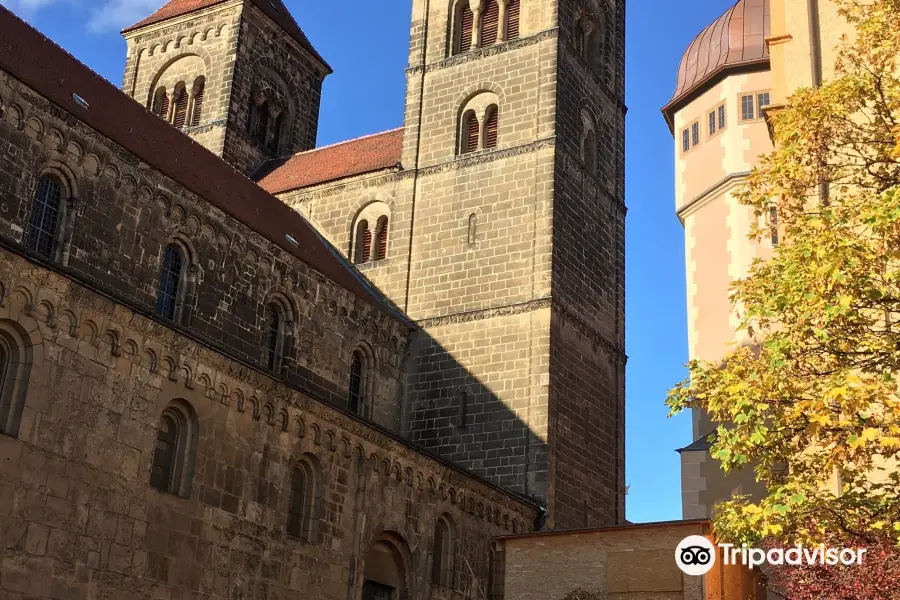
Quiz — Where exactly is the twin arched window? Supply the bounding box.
[152,76,205,129]
[248,86,289,153]
[150,400,199,498]
[453,0,521,55]
[0,320,32,439]
[25,174,64,259]
[459,94,500,155]
[352,206,391,265]
[432,516,455,586]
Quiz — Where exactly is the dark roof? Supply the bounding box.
[256,129,404,194]
[0,5,406,324]
[123,0,331,72]
[676,433,715,454]
[661,0,770,130]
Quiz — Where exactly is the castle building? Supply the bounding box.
[0,0,625,598]
[662,0,851,521]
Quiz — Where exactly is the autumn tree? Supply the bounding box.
[765,533,900,599]
[667,0,900,546]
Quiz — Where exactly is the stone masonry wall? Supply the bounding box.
[0,69,406,430]
[0,251,537,600]
[122,2,242,163]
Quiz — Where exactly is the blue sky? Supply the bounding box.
[0,0,736,523]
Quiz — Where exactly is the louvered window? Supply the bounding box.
[153,88,170,119]
[25,175,62,259]
[354,220,371,264]
[191,77,205,127]
[463,112,479,154]
[375,216,389,261]
[507,0,520,40]
[172,85,189,129]
[481,0,500,47]
[484,107,499,149]
[459,4,474,53]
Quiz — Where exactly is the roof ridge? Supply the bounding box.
[292,128,403,157]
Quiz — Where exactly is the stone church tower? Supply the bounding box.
[121,0,331,175]
[396,0,626,528]
[119,0,626,530]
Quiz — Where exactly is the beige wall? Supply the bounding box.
[496,521,764,600]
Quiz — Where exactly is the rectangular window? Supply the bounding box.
[681,128,690,153]
[718,104,726,129]
[770,206,779,245]
[741,94,755,121]
[691,121,700,147]
[708,110,716,137]
[757,92,771,118]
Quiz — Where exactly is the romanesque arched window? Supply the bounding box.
[0,319,32,438]
[156,244,185,321]
[152,86,170,119]
[172,82,189,129]
[484,105,499,149]
[351,202,391,265]
[454,1,475,54]
[432,516,455,586]
[348,350,365,414]
[287,456,320,541]
[150,399,198,498]
[374,216,389,261]
[458,91,500,155]
[26,174,65,260]
[190,76,205,127]
[264,303,284,372]
[481,0,500,47]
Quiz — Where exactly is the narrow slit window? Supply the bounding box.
[150,414,178,492]
[691,121,700,147]
[287,464,308,538]
[717,104,726,129]
[265,305,280,371]
[348,351,364,414]
[458,391,468,427]
[468,213,478,245]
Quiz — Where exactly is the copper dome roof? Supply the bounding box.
[662,0,770,129]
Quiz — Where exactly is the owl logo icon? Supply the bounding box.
[675,535,717,576]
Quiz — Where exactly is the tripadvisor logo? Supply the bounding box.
[675,535,868,576]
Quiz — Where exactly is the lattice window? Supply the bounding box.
[25,174,62,259]
[348,351,364,414]
[156,244,183,320]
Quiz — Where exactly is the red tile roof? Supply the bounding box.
[0,6,403,322]
[256,129,404,194]
[123,0,330,71]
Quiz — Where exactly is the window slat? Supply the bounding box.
[460,5,474,53]
[485,108,499,149]
[507,0,520,40]
[466,113,480,153]
[481,0,500,47]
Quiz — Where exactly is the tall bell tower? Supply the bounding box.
[401,0,626,528]
[121,0,331,175]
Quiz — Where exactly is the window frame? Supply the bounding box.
[0,320,32,438]
[431,516,455,587]
[25,173,67,261]
[149,400,198,499]
[348,350,365,415]
[739,90,771,123]
[156,243,187,322]
[707,101,727,140]
[680,119,700,155]
[286,457,320,542]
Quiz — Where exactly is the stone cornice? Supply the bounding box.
[406,29,559,76]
